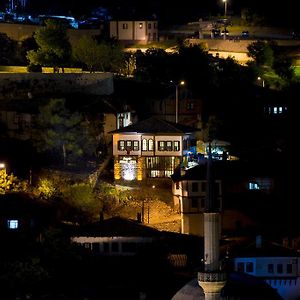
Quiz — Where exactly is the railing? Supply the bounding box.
[198,271,227,282]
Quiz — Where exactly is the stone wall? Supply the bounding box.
[0,72,114,99]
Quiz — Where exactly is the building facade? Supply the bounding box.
[109,20,158,44]
[110,117,197,181]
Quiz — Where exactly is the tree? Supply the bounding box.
[0,169,28,194]
[32,98,98,165]
[73,36,125,72]
[247,41,274,67]
[17,36,39,66]
[27,19,71,72]
[0,33,18,65]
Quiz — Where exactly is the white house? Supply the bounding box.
[233,236,300,300]
[109,117,198,181]
[109,20,158,44]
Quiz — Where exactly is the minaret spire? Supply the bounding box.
[198,141,226,299]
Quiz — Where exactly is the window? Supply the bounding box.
[148,139,154,151]
[142,139,147,151]
[148,23,151,29]
[133,141,139,151]
[103,242,109,253]
[187,102,194,110]
[192,182,198,192]
[268,264,274,273]
[277,264,283,274]
[154,23,157,29]
[126,140,132,149]
[237,262,244,272]
[158,141,165,151]
[7,220,18,229]
[122,242,137,253]
[122,23,128,29]
[246,262,254,272]
[175,182,180,190]
[166,141,172,151]
[118,140,125,151]
[92,243,100,253]
[191,198,198,208]
[112,242,119,252]
[287,264,293,274]
[249,182,259,190]
[201,182,207,192]
[174,141,180,151]
[139,23,143,29]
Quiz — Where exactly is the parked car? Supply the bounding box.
[221,29,229,36]
[211,28,221,38]
[242,31,249,38]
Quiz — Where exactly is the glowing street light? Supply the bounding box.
[170,80,185,123]
[222,0,228,17]
[257,76,265,87]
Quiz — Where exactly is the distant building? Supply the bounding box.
[109,20,158,45]
[233,236,300,300]
[109,117,198,181]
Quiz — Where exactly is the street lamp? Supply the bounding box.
[171,80,185,123]
[222,0,227,18]
[257,76,265,87]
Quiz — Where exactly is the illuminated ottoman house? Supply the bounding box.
[110,117,198,181]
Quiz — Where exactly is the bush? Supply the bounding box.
[27,64,42,72]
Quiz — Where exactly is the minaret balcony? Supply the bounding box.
[198,271,227,283]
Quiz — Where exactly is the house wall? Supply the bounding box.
[72,236,153,256]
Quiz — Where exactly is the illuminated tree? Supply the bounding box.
[73,36,125,73]
[27,19,71,72]
[0,169,28,194]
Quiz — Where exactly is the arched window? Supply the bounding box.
[142,139,147,151]
[148,139,154,151]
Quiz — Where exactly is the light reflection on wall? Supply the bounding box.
[120,157,136,181]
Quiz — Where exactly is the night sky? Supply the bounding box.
[1,0,298,27]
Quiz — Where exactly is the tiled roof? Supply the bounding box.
[71,216,162,237]
[109,116,199,134]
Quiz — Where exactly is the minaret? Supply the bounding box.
[198,143,226,300]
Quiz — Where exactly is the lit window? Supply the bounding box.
[7,220,18,229]
[139,23,143,29]
[148,139,154,151]
[249,182,259,190]
[174,141,180,151]
[158,141,165,151]
[118,140,125,151]
[166,141,172,151]
[273,107,278,114]
[126,140,132,148]
[142,139,147,151]
[133,141,139,151]
[278,106,283,114]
